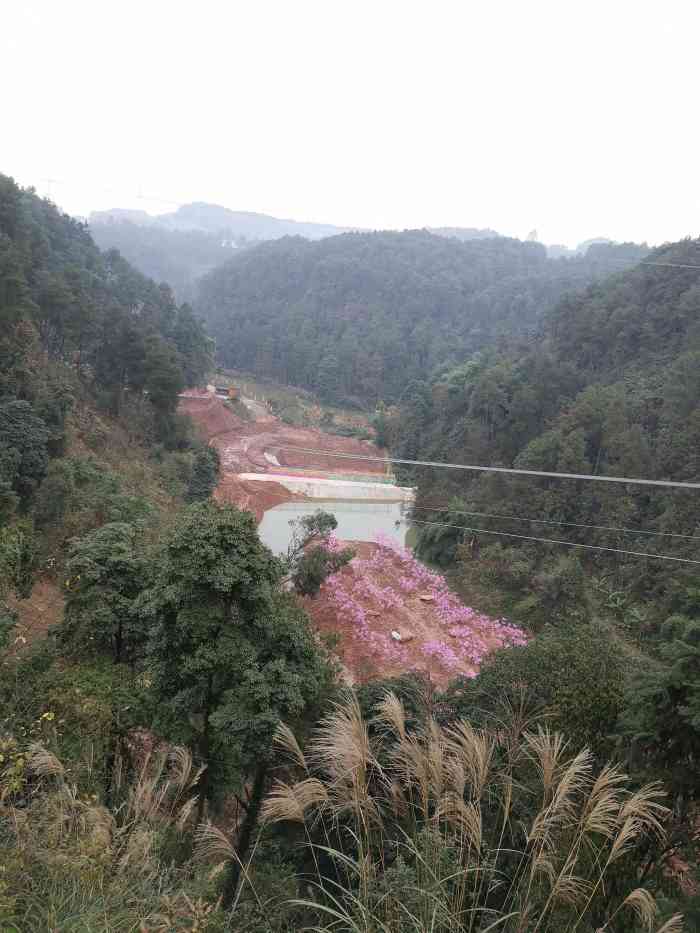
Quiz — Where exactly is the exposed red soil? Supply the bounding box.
[214,474,301,523]
[178,391,386,518]
[301,543,471,688]
[6,577,64,656]
[179,391,384,475]
[180,391,500,687]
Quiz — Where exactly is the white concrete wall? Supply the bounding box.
[238,472,414,501]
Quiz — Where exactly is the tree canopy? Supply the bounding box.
[0,173,213,445]
[389,239,700,621]
[195,230,646,405]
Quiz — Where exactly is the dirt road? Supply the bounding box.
[178,390,387,517]
[178,389,520,686]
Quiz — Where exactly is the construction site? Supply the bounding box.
[179,387,524,687]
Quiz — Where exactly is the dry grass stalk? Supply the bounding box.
[193,820,236,863]
[654,916,684,933]
[263,694,676,933]
[444,719,494,797]
[523,728,568,800]
[374,690,407,741]
[273,720,309,771]
[621,887,658,931]
[27,742,65,781]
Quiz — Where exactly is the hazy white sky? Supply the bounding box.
[2,0,698,246]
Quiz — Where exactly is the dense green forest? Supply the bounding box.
[195,231,647,405]
[1,174,696,930]
[89,202,366,302]
[90,218,241,302]
[0,172,215,631]
[89,215,508,303]
[0,174,213,433]
[388,237,700,595]
[381,242,700,875]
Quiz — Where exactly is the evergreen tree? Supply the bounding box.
[144,501,331,903]
[185,445,220,501]
[59,522,148,664]
[0,400,50,505]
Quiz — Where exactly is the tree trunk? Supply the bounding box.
[103,719,127,810]
[114,622,123,665]
[221,761,269,909]
[195,676,213,826]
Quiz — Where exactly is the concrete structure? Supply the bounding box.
[237,472,414,502]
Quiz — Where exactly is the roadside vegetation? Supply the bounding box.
[1,176,698,928]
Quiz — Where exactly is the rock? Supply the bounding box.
[391,630,415,643]
[366,610,380,617]
[418,594,434,603]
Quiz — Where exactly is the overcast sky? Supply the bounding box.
[2,0,697,247]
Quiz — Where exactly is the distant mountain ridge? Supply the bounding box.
[90,201,509,244]
[90,202,362,241]
[195,230,648,405]
[89,202,623,308]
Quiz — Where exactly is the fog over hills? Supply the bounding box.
[90,202,362,241]
[88,203,514,300]
[90,201,510,242]
[91,202,618,254]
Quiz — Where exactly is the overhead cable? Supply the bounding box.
[408,505,700,540]
[599,257,700,271]
[277,447,700,490]
[406,518,700,565]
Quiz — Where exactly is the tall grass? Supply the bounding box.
[1,702,686,931]
[0,742,210,931]
[257,693,683,933]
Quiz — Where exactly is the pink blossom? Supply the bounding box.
[319,536,528,678]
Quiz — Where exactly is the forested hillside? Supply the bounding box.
[0,172,214,633]
[89,217,507,302]
[195,230,647,405]
[1,174,696,928]
[90,218,240,302]
[383,242,700,800]
[1,175,212,428]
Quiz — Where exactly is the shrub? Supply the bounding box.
[0,399,49,505]
[185,445,221,502]
[442,624,625,758]
[253,694,678,933]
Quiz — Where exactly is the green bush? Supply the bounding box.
[441,624,625,758]
[185,445,221,502]
[0,399,50,505]
[34,456,152,549]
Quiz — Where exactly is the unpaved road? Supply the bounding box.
[179,389,506,687]
[178,390,387,518]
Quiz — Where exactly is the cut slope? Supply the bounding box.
[305,537,527,688]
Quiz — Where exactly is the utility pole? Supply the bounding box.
[43,177,58,201]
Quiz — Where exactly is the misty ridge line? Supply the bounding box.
[88,199,615,257]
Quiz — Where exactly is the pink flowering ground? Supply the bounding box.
[309,534,527,685]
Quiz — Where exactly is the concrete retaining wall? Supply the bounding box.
[238,472,414,502]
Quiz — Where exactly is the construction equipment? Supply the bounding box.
[214,385,239,400]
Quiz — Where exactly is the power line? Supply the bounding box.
[408,505,700,541]
[595,257,700,271]
[277,447,700,490]
[405,518,700,565]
